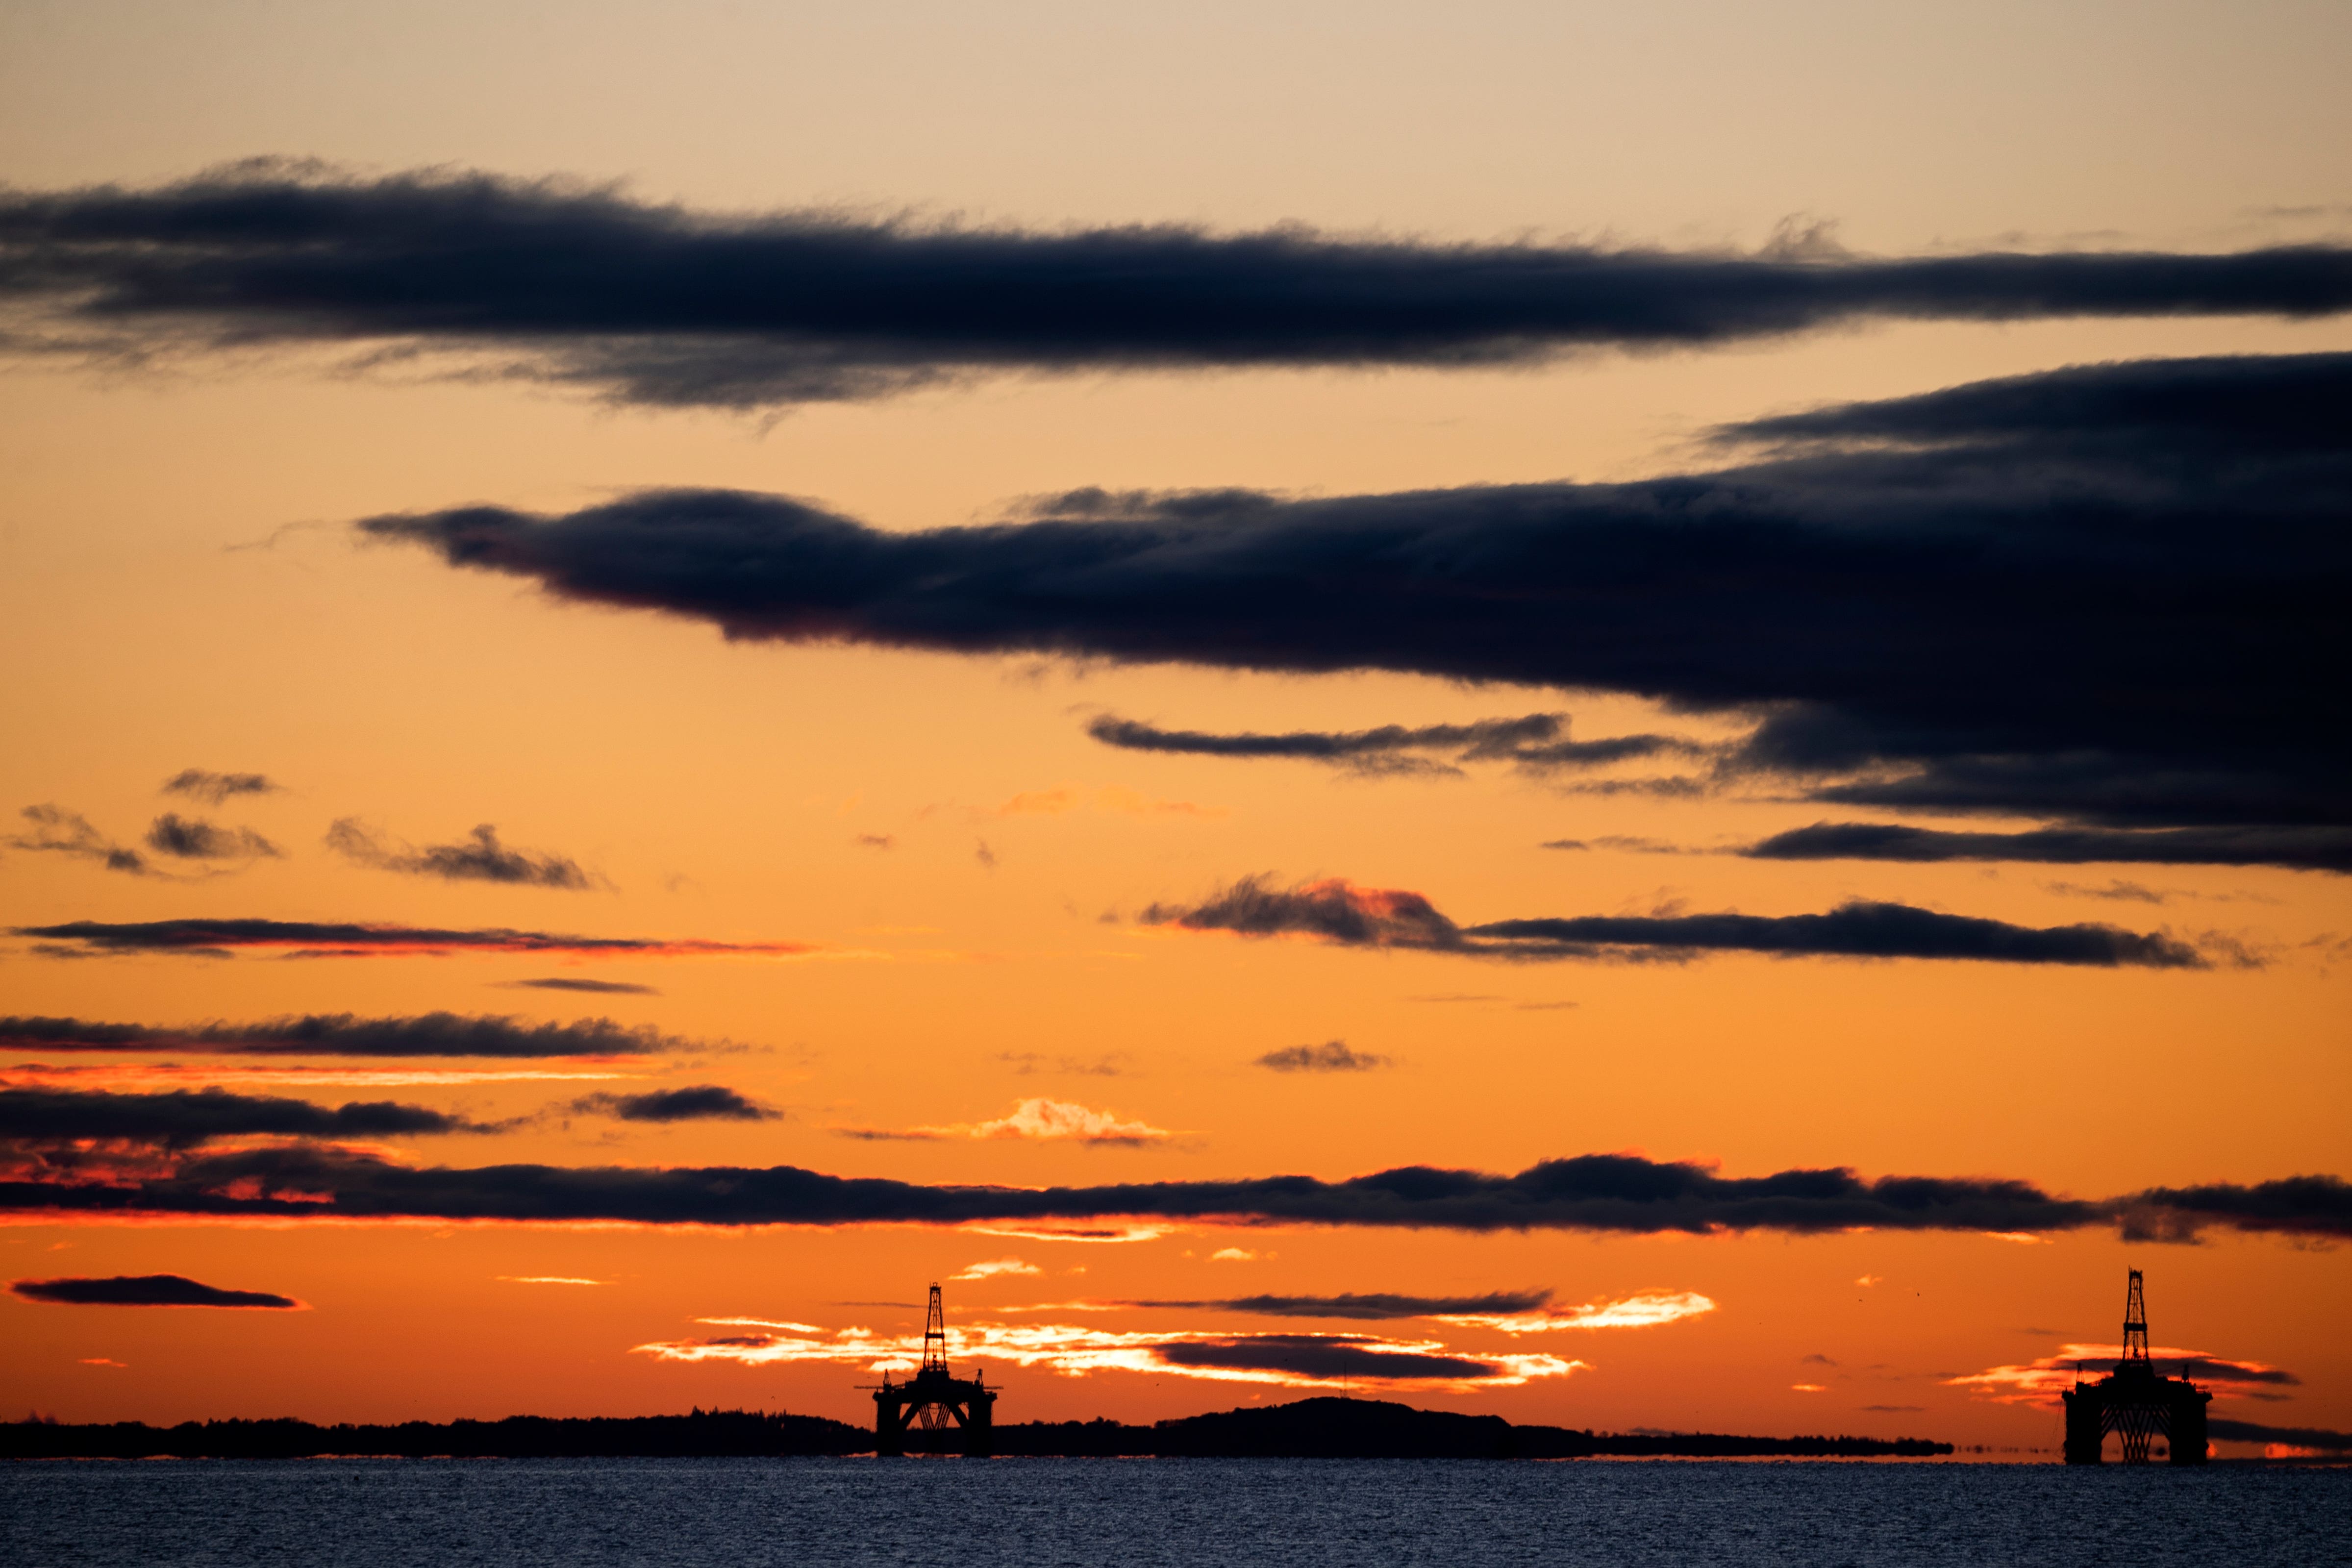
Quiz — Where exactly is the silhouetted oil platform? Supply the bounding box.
[2062,1269,2210,1465]
[869,1283,996,1456]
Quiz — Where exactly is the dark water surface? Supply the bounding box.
[6,1457,2346,1567]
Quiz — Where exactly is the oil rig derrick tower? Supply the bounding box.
[2061,1269,2211,1464]
[870,1283,997,1456]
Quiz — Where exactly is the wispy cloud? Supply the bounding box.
[6,805,153,876]
[7,805,280,878]
[1126,1291,1553,1320]
[0,1085,503,1157]
[1147,874,2219,969]
[145,814,280,863]
[161,770,281,806]
[1949,1344,2298,1406]
[12,918,818,961]
[1254,1041,1389,1072]
[1432,1291,1718,1334]
[635,1316,1581,1389]
[2,1065,635,1089]
[0,1012,700,1057]
[997,1052,1129,1078]
[1089,713,1707,778]
[327,820,599,890]
[838,1097,1171,1145]
[963,1222,1176,1245]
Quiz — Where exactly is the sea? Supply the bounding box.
[5,1456,2345,1567]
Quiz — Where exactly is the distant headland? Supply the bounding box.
[3,1397,1952,1461]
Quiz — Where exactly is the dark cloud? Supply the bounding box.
[2207,1419,2352,1450]
[355,352,2352,853]
[1155,1337,1499,1382]
[10,918,805,960]
[1147,874,2212,969]
[2110,1174,2352,1242]
[570,1085,776,1122]
[0,1011,692,1057]
[145,813,280,862]
[1144,875,1464,949]
[6,805,150,875]
[0,1085,489,1148]
[1468,906,2209,969]
[0,1144,2114,1235]
[1086,713,1701,776]
[1255,1041,1391,1072]
[1094,712,1538,762]
[2041,880,2172,904]
[998,1051,1127,1077]
[326,820,594,890]
[160,770,280,806]
[1745,821,2352,874]
[496,977,662,996]
[7,806,277,876]
[1,1137,2328,1246]
[1131,1291,1552,1320]
[1722,348,2352,458]
[5,165,2350,407]
[9,1273,299,1309]
[2169,1358,2299,1388]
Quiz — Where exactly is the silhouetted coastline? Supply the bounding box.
[3,1397,1951,1460]
[0,1408,870,1460]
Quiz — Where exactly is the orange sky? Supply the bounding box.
[2,0,2347,1458]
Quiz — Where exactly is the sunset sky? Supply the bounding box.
[3,0,2347,1458]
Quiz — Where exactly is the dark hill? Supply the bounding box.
[1160,1395,1517,1458]
[908,1397,1952,1459]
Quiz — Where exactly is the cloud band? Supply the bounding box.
[0,1012,693,1057]
[1146,875,2214,968]
[11,918,809,960]
[6,166,2350,407]
[0,1144,2338,1241]
[355,352,2352,849]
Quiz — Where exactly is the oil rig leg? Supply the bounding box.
[2062,1389,2105,1465]
[874,1394,907,1457]
[2169,1393,2209,1465]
